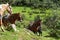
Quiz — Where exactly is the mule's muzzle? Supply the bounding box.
[20,19,23,22]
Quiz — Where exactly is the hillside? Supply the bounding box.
[0,6,60,40]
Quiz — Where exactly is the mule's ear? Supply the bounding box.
[6,3,9,6]
[6,3,11,6]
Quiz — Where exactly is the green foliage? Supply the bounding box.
[0,0,60,8]
[43,12,60,37]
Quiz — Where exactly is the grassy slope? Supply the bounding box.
[0,6,60,40]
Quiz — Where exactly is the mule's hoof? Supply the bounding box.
[1,29,6,32]
[17,30,19,32]
[2,30,6,32]
[15,30,19,32]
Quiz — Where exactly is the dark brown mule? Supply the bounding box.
[27,19,42,36]
[0,13,23,32]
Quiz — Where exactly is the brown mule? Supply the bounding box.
[27,19,42,36]
[0,13,23,32]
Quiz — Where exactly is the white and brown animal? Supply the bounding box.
[0,13,23,32]
[0,3,12,16]
[0,3,12,31]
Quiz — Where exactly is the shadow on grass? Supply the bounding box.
[44,35,60,40]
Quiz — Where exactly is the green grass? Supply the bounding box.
[0,6,60,40]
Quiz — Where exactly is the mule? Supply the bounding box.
[27,19,42,36]
[0,13,23,32]
[0,3,12,31]
[0,3,12,15]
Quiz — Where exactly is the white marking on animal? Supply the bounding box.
[11,24,19,32]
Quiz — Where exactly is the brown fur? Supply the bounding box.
[0,13,22,31]
[28,19,42,36]
[2,13,22,26]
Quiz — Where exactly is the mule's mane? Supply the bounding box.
[34,19,41,24]
[30,19,41,28]
[9,13,20,17]
[0,3,12,16]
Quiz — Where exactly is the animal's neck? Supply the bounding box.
[34,21,40,27]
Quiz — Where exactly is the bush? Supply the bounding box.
[43,13,60,37]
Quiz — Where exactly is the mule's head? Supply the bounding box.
[16,13,23,22]
[6,3,12,14]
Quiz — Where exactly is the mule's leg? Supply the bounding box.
[33,31,37,35]
[11,24,19,32]
[38,29,42,36]
[0,15,5,32]
[1,25,5,32]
